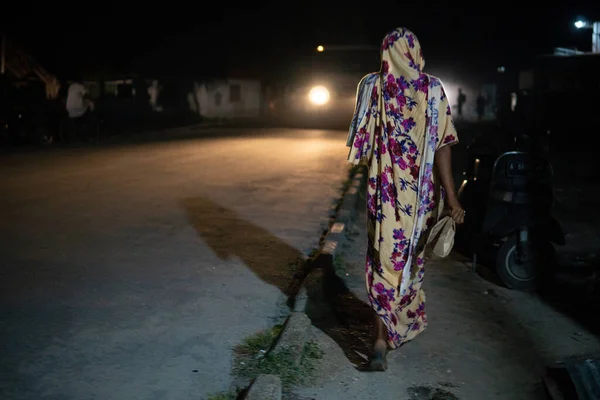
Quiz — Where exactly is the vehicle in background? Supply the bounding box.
[274,45,379,129]
[457,142,564,291]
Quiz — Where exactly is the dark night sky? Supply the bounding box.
[4,0,600,81]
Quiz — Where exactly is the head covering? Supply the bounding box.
[349,28,431,167]
[381,27,424,82]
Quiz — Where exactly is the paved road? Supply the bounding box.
[0,128,350,400]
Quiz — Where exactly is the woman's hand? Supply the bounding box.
[447,197,465,225]
[434,145,465,225]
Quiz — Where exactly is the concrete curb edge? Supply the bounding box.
[242,166,364,399]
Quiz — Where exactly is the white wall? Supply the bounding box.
[195,79,262,119]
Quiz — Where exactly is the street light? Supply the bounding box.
[316,45,324,52]
[574,19,600,53]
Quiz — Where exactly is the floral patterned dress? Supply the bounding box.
[347,28,458,349]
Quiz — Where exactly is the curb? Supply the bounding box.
[242,166,364,399]
[245,374,281,400]
[272,312,312,364]
[321,172,363,264]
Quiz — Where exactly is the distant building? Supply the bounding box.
[78,71,266,121]
[194,79,263,119]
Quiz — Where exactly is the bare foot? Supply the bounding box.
[369,339,388,371]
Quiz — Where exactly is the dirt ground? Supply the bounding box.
[291,202,600,400]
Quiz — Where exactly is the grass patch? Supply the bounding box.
[235,325,283,358]
[232,327,324,390]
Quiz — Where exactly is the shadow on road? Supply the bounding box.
[180,196,305,296]
[304,258,375,370]
[181,195,376,369]
[181,196,376,369]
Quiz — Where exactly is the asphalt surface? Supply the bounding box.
[0,127,350,400]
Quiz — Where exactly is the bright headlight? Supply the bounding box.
[308,86,330,105]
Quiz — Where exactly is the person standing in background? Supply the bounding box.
[457,88,466,118]
[65,77,94,119]
[148,80,163,112]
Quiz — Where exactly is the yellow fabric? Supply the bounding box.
[347,28,458,348]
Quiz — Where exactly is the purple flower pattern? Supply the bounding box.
[347,28,458,349]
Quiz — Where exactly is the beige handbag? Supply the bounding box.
[424,181,457,259]
[425,215,456,258]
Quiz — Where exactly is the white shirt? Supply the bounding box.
[66,83,89,118]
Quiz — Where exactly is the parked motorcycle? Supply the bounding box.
[456,144,565,291]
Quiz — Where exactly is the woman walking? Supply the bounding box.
[347,27,465,371]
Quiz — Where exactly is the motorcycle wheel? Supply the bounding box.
[496,235,555,292]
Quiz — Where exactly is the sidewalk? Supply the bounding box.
[291,197,600,399]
